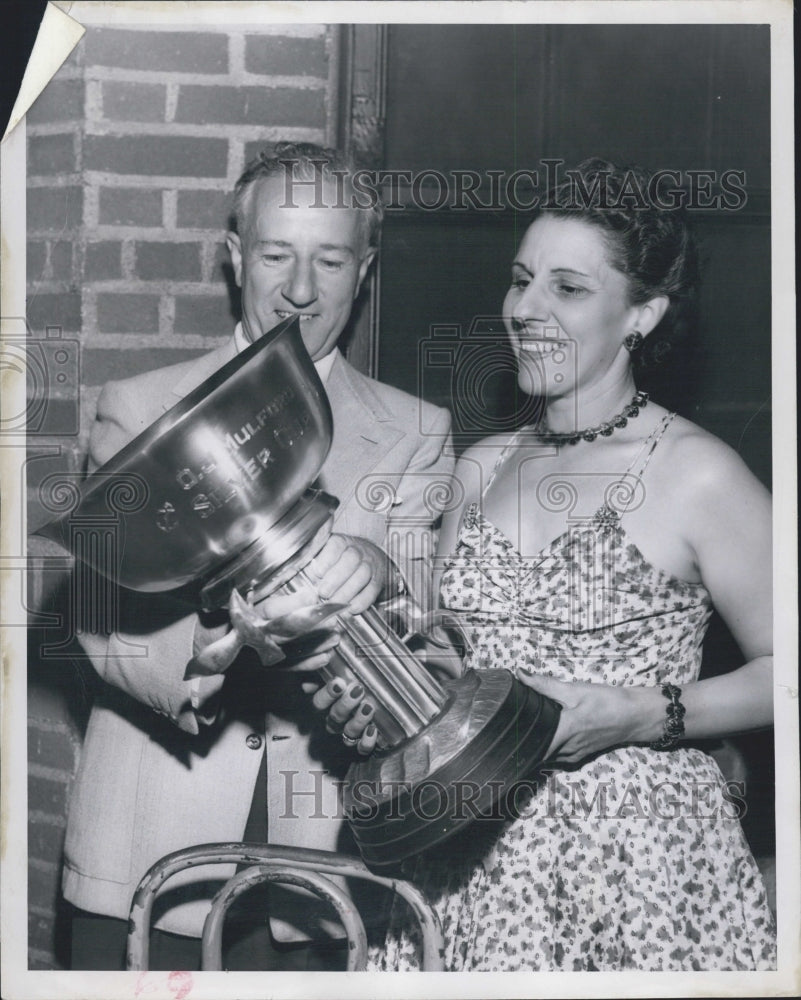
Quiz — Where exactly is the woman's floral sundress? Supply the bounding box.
[368,414,776,972]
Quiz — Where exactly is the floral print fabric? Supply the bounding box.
[368,499,776,971]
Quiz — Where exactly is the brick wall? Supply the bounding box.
[27,702,87,970]
[26,20,338,969]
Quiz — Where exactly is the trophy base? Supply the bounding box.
[342,669,561,872]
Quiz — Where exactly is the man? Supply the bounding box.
[65,143,453,969]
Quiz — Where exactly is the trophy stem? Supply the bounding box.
[311,598,450,747]
[201,491,450,749]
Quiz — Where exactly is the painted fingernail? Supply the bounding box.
[365,724,376,737]
[330,678,345,694]
[349,684,364,699]
[360,702,374,716]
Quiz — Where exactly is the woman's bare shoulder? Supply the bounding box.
[655,408,770,502]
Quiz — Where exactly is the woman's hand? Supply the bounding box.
[311,677,378,755]
[515,669,660,764]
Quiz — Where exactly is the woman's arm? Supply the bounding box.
[519,436,774,763]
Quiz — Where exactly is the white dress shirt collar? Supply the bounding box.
[233,322,336,384]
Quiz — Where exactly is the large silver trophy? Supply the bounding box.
[38,317,560,872]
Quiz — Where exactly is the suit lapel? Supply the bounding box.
[318,353,404,508]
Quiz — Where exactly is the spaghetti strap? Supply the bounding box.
[626,411,676,480]
[482,429,526,500]
[605,412,676,521]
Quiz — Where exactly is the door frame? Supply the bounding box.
[330,23,388,378]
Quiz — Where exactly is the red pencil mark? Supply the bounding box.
[133,972,153,996]
[167,970,193,999]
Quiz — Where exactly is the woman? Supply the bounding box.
[320,159,776,971]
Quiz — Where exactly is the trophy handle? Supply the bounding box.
[377,594,473,680]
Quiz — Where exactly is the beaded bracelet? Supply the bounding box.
[649,683,686,751]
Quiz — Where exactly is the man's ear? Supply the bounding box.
[226,231,243,287]
[354,248,377,297]
[633,295,670,338]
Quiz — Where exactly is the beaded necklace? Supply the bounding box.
[532,391,649,446]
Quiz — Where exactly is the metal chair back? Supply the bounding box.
[127,842,444,971]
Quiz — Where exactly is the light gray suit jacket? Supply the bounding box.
[63,340,453,940]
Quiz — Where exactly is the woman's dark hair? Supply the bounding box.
[539,158,701,365]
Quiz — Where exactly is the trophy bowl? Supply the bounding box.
[37,316,332,591]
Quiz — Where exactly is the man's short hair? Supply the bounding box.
[232,142,383,253]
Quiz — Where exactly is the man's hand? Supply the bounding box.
[188,533,387,679]
[302,533,388,615]
[252,532,387,622]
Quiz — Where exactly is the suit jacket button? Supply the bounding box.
[245,733,263,750]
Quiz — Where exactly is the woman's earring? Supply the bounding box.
[624,331,644,353]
